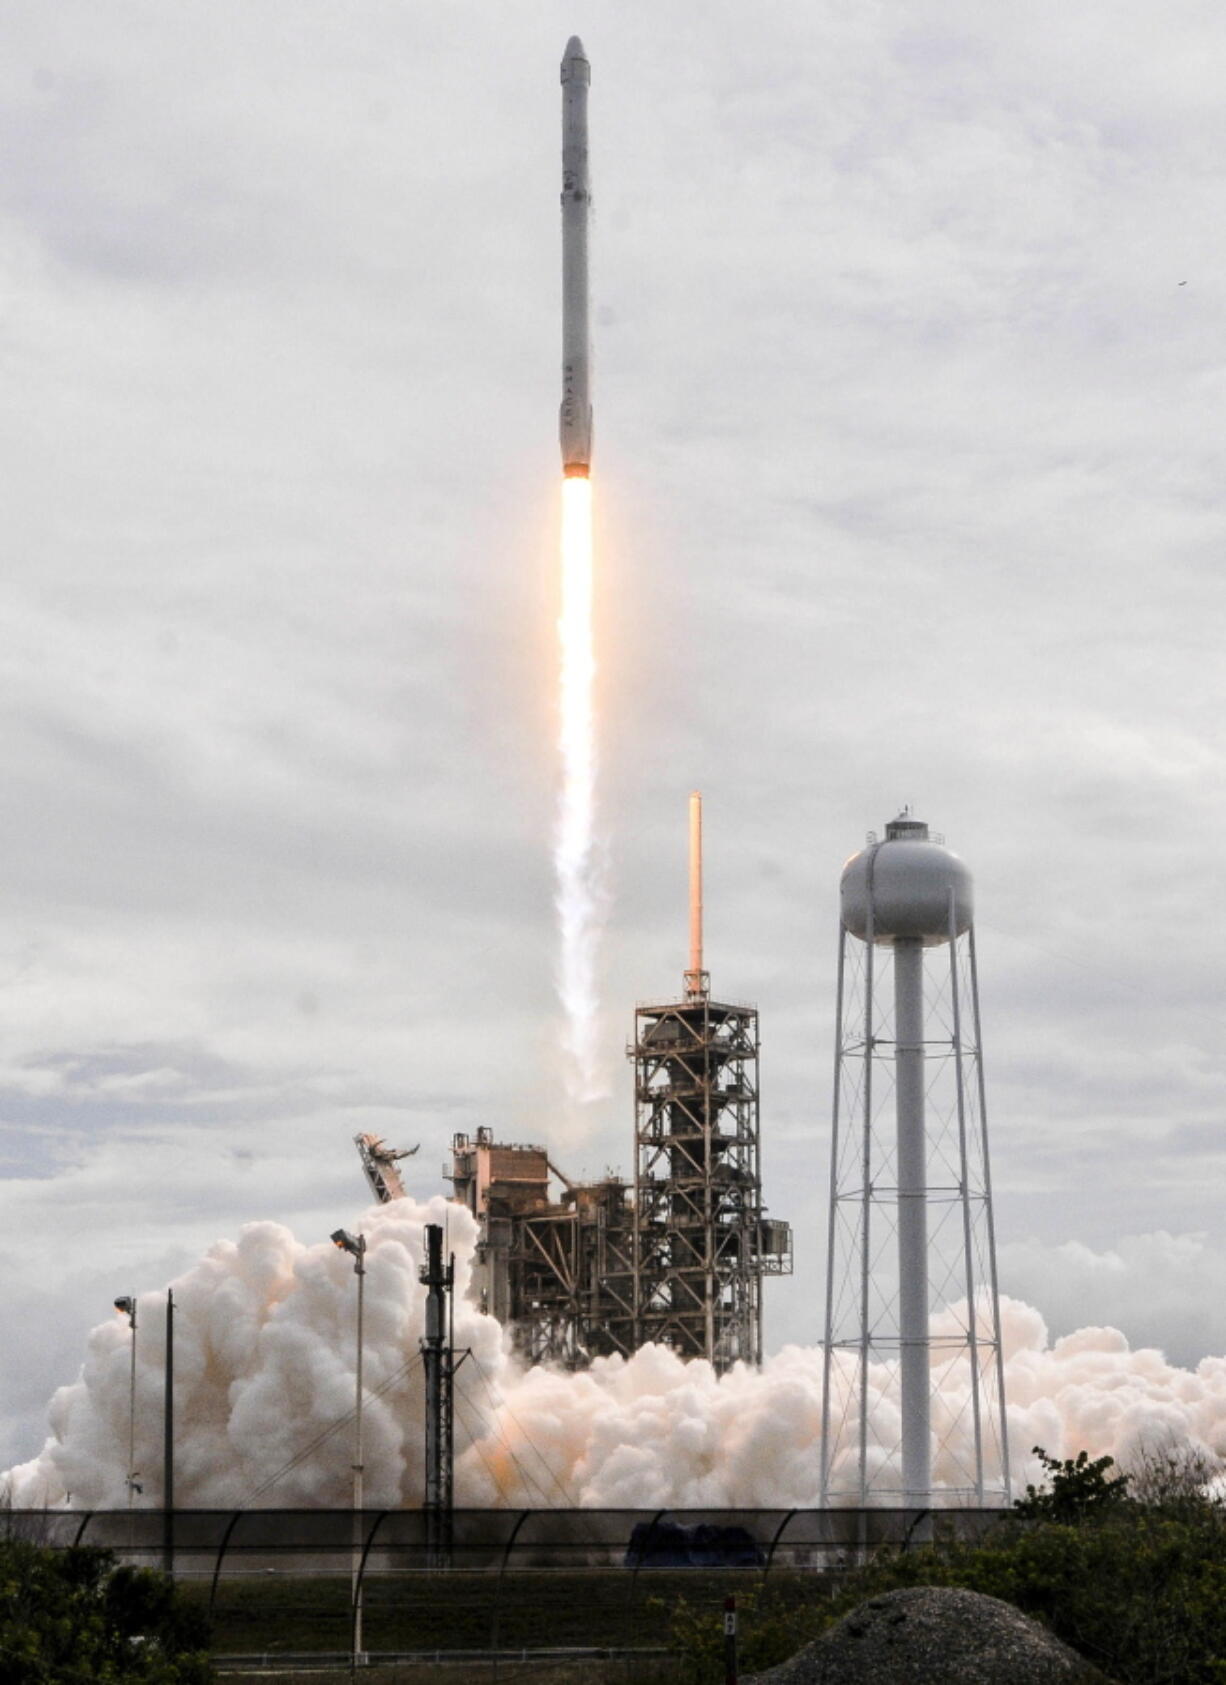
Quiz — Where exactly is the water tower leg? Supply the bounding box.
[894,937,931,1507]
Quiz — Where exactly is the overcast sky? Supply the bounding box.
[2,1,1225,1468]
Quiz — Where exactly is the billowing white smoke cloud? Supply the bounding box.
[7,1198,502,1510]
[8,1204,1226,1510]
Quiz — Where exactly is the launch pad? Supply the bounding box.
[358,795,792,1375]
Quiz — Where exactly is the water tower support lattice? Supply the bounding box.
[819,813,1010,1507]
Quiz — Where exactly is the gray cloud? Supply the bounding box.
[1000,1230,1226,1370]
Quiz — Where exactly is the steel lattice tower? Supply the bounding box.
[630,794,790,1371]
[820,813,1010,1506]
[632,992,765,1368]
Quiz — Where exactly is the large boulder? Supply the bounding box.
[745,1585,1115,1684]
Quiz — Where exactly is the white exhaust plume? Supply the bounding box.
[554,475,608,1106]
[8,1207,1226,1509]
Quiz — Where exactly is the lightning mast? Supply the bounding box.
[630,794,791,1371]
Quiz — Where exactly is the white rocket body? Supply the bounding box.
[560,36,592,477]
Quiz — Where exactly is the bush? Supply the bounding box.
[0,1538,213,1683]
[664,1448,1226,1684]
[1014,1446,1132,1524]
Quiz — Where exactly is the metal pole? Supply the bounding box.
[894,936,930,1508]
[685,790,707,998]
[632,1025,643,1352]
[127,1304,137,1508]
[947,904,984,1502]
[969,925,1012,1500]
[704,994,715,1365]
[723,1593,738,1684]
[857,872,877,1506]
[443,1251,455,1555]
[751,1009,763,1369]
[819,923,847,1507]
[353,1243,366,1658]
[355,1263,365,1516]
[163,1291,174,1575]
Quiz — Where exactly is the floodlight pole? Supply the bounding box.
[163,1289,175,1576]
[114,1296,138,1507]
[355,1255,365,1515]
[331,1229,367,1659]
[354,1252,365,1657]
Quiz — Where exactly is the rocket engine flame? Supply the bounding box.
[554,474,607,1104]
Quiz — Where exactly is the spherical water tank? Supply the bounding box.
[841,813,973,947]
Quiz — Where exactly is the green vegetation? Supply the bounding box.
[189,1566,763,1655]
[1013,1447,1132,1524]
[665,1446,1226,1684]
[0,1537,213,1683]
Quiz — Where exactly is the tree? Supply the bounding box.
[1013,1446,1131,1524]
[0,1538,212,1683]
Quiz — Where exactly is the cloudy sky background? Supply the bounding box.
[2,0,1225,1468]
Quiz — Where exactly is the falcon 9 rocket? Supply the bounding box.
[560,36,592,477]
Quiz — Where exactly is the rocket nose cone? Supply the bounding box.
[561,35,589,75]
[560,35,590,84]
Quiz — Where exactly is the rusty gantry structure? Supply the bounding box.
[360,796,790,1374]
[447,1129,635,1366]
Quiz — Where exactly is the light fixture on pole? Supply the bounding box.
[113,1296,139,1507]
[331,1228,367,1659]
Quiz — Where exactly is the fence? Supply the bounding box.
[3,1506,1012,1662]
[3,1504,1011,1574]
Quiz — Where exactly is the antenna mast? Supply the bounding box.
[684,790,709,1001]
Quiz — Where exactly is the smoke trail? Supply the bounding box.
[9,1207,1226,1511]
[554,475,607,1104]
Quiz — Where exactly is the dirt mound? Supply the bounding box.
[746,1585,1115,1683]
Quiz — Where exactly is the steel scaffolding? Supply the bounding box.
[509,1181,636,1366]
[630,993,789,1371]
[448,1130,636,1368]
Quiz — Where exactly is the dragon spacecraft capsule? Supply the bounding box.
[560,35,592,478]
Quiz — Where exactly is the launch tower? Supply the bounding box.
[630,794,791,1371]
[353,796,793,1372]
[820,813,1009,1506]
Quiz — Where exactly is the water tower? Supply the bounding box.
[819,812,1010,1506]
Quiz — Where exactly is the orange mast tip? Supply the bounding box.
[684,790,709,1000]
